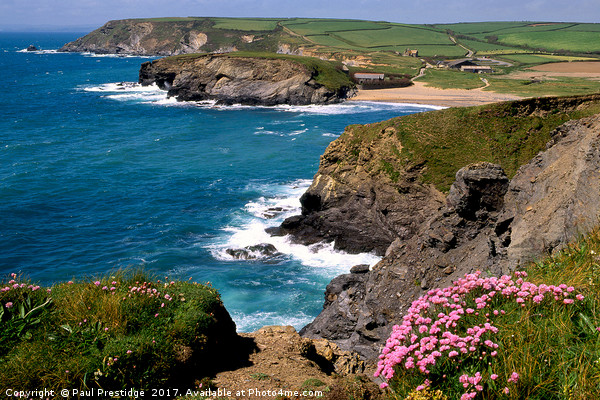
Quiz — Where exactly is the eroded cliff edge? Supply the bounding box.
[59,18,286,56]
[138,53,354,106]
[280,95,600,359]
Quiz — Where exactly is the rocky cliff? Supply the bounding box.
[284,96,600,359]
[59,18,287,56]
[138,53,354,106]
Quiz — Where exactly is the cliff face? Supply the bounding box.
[138,54,354,106]
[269,126,445,255]
[287,98,600,359]
[59,19,284,56]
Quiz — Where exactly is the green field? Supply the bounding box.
[497,31,600,53]
[499,53,599,64]
[434,21,531,35]
[456,38,523,54]
[304,34,365,50]
[415,69,486,90]
[281,19,388,35]
[210,17,280,31]
[437,22,600,54]
[333,26,452,47]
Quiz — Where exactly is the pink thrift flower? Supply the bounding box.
[576,294,584,301]
[563,299,574,304]
[5,302,13,309]
[94,281,100,286]
[508,372,519,383]
[503,387,510,394]
[491,374,498,380]
[126,350,132,354]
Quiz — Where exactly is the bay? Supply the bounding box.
[0,32,437,331]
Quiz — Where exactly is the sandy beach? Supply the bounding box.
[349,81,522,107]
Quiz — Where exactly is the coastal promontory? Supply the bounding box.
[138,53,355,106]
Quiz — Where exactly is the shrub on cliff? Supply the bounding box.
[0,270,236,392]
[376,228,600,399]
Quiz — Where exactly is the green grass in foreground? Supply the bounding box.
[382,227,600,399]
[0,270,234,392]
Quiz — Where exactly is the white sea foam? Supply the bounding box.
[272,101,443,115]
[17,49,60,54]
[82,82,161,92]
[207,179,381,274]
[80,51,156,59]
[81,82,174,104]
[83,82,444,115]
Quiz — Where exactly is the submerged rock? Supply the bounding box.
[26,45,38,51]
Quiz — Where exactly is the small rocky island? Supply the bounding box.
[139,53,355,106]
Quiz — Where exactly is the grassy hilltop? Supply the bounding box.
[61,17,600,98]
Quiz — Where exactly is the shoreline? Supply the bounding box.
[349,81,523,108]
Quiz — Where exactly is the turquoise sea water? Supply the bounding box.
[0,32,437,331]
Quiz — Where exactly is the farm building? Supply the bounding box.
[441,59,476,69]
[353,72,385,84]
[403,48,419,57]
[461,65,493,73]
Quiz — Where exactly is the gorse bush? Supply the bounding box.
[376,229,600,400]
[0,271,235,392]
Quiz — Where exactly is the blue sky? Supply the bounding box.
[1,0,599,30]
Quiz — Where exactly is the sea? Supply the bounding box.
[0,32,439,332]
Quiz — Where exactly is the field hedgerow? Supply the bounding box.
[375,265,599,400]
[0,271,236,392]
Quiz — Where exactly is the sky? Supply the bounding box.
[1,0,599,31]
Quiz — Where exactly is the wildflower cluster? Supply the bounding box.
[375,271,585,399]
[1,273,42,299]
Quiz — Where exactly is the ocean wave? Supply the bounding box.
[17,49,60,54]
[207,179,381,273]
[79,52,156,59]
[80,82,175,104]
[272,101,444,115]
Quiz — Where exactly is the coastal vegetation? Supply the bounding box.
[337,94,600,191]
[3,231,600,398]
[377,227,600,399]
[0,270,235,393]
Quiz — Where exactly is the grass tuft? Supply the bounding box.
[0,270,235,392]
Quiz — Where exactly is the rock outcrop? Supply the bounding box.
[138,54,354,106]
[60,19,256,56]
[298,111,600,359]
[269,126,445,255]
[211,325,379,399]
